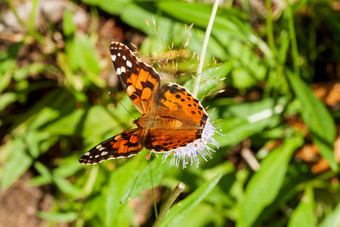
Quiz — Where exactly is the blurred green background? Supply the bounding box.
[1,0,340,226]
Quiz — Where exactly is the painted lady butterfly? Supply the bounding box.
[79,42,219,167]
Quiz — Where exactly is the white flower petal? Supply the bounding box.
[162,118,223,168]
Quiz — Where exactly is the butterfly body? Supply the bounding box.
[136,114,183,130]
[79,42,209,165]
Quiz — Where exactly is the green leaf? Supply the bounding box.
[158,1,271,58]
[33,161,85,197]
[0,93,17,111]
[82,194,103,220]
[37,211,78,222]
[43,108,86,136]
[288,186,316,227]
[217,98,286,147]
[82,105,127,145]
[54,161,83,178]
[54,177,85,197]
[0,72,12,92]
[121,159,169,203]
[158,1,212,27]
[97,0,132,15]
[0,43,21,73]
[159,1,270,89]
[34,162,53,182]
[119,3,174,43]
[175,203,224,227]
[30,162,54,186]
[319,202,340,227]
[161,173,223,227]
[236,136,304,227]
[63,10,76,36]
[1,137,33,189]
[104,156,147,226]
[184,61,232,100]
[256,162,314,224]
[287,72,337,171]
[65,34,101,76]
[202,163,237,207]
[0,43,22,91]
[217,117,280,147]
[186,28,229,61]
[14,63,57,81]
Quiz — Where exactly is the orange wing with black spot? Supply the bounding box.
[144,83,209,152]
[79,128,144,165]
[153,83,208,128]
[110,42,161,114]
[144,129,200,151]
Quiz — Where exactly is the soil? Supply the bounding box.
[0,172,52,227]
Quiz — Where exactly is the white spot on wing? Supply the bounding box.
[96,144,105,151]
[116,68,121,75]
[121,66,126,73]
[118,53,121,57]
[95,155,100,158]
[123,55,126,60]
[101,151,108,156]
[111,55,116,61]
[84,152,90,156]
[126,60,132,68]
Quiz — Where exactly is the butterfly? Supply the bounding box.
[79,42,209,165]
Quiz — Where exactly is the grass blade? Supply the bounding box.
[287,72,337,171]
[161,173,223,227]
[237,136,303,227]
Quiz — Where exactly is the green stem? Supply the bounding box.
[287,0,300,77]
[29,0,39,32]
[84,165,98,195]
[153,182,185,227]
[6,0,26,28]
[149,161,158,218]
[265,0,276,59]
[192,0,219,97]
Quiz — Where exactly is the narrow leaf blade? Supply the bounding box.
[287,72,337,171]
[161,173,223,227]
[237,136,303,227]
[288,186,316,227]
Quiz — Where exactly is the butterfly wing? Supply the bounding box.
[145,83,209,152]
[79,128,144,165]
[144,129,201,152]
[110,42,161,114]
[153,83,208,127]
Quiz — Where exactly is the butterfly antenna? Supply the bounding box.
[109,91,137,120]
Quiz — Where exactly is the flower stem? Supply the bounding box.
[149,161,158,218]
[287,0,300,77]
[192,0,220,97]
[265,0,276,59]
[153,182,185,227]
[5,0,26,28]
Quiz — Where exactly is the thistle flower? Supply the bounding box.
[162,118,222,168]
